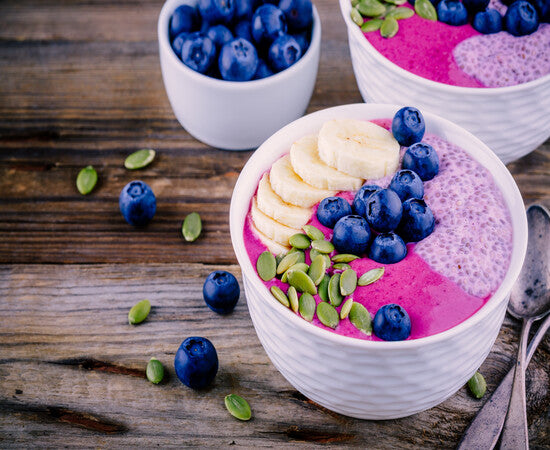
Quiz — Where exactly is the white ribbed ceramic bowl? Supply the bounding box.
[339,0,550,164]
[230,103,528,419]
[158,0,321,150]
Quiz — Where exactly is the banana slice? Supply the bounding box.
[289,134,364,191]
[269,155,335,208]
[317,119,400,179]
[251,197,301,246]
[249,219,290,255]
[256,173,312,229]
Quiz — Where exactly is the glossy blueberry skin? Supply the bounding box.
[389,170,424,202]
[391,107,426,147]
[199,0,235,24]
[119,181,156,227]
[291,30,310,54]
[353,184,381,218]
[473,8,503,33]
[437,0,469,25]
[206,24,234,49]
[171,32,189,58]
[234,20,253,41]
[268,34,302,72]
[332,215,371,255]
[530,0,550,22]
[368,232,407,264]
[373,304,411,341]
[462,0,489,14]
[278,0,313,31]
[203,270,240,314]
[174,337,219,389]
[181,32,217,73]
[252,4,287,46]
[504,0,539,36]
[402,142,439,181]
[219,38,259,81]
[398,198,435,242]
[170,5,201,40]
[253,58,274,79]
[235,0,261,19]
[365,188,403,233]
[316,197,353,229]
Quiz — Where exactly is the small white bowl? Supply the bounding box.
[158,0,321,150]
[230,103,527,419]
[339,0,550,164]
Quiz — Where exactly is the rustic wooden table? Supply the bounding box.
[1,0,549,447]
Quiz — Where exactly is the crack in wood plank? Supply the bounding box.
[51,357,145,378]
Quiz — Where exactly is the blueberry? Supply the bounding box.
[373,304,411,341]
[332,215,372,255]
[253,58,274,79]
[119,181,156,227]
[389,170,424,202]
[462,0,490,14]
[529,0,550,22]
[268,34,302,72]
[252,4,287,47]
[437,0,469,25]
[170,5,200,40]
[473,8,503,33]
[174,337,219,389]
[504,0,539,36]
[402,142,439,181]
[391,107,426,147]
[171,32,189,58]
[291,30,310,54]
[278,0,313,31]
[368,232,407,264]
[203,270,240,314]
[353,184,381,218]
[398,198,435,242]
[219,38,259,81]
[365,189,403,233]
[235,0,261,19]
[181,32,217,74]
[234,20,253,41]
[316,197,353,228]
[198,0,235,24]
[206,24,234,49]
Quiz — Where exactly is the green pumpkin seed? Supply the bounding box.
[302,225,325,241]
[76,165,98,195]
[358,267,385,286]
[224,394,252,421]
[124,149,156,170]
[351,0,360,6]
[349,303,372,335]
[182,212,202,242]
[467,371,487,399]
[358,0,386,17]
[318,274,330,302]
[340,298,354,320]
[310,248,331,268]
[146,357,164,384]
[415,0,437,20]
[311,240,334,254]
[288,248,306,263]
[386,6,414,19]
[270,286,290,307]
[375,4,395,18]
[277,251,302,275]
[385,0,407,5]
[275,253,286,266]
[287,270,317,295]
[282,263,309,282]
[340,269,358,296]
[328,273,344,307]
[308,255,327,286]
[287,286,299,313]
[332,254,360,263]
[317,302,339,329]
[361,19,383,32]
[299,293,316,322]
[380,17,399,38]
[128,299,151,325]
[256,251,276,281]
[351,7,364,26]
[289,233,311,249]
[332,263,351,271]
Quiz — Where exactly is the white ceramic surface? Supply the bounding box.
[339,0,550,164]
[158,0,321,150]
[230,103,528,420]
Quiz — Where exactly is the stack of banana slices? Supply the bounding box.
[250,119,400,254]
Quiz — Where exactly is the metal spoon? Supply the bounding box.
[500,204,550,450]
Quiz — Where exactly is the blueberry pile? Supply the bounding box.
[318,106,438,265]
[169,0,314,81]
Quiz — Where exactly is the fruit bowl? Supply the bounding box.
[158,0,321,151]
[229,103,527,419]
[339,0,550,164]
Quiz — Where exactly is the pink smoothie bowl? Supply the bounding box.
[339,0,550,165]
[229,103,528,420]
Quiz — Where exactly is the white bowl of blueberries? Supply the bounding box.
[158,0,321,150]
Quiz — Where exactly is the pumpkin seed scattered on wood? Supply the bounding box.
[277,251,302,275]
[358,0,386,17]
[311,240,334,254]
[289,233,311,249]
[76,165,98,195]
[361,19,383,32]
[358,267,385,286]
[415,0,437,20]
[299,293,316,322]
[257,251,276,281]
[224,394,252,421]
[340,269,358,296]
[467,371,487,399]
[332,254,360,263]
[386,6,415,19]
[182,212,202,242]
[303,225,324,241]
[349,303,372,335]
[340,298,354,320]
[287,286,299,313]
[270,286,290,307]
[380,17,399,38]
[332,263,351,271]
[287,270,317,295]
[128,299,151,325]
[328,273,344,307]
[351,7,364,26]
[124,149,156,170]
[318,274,330,302]
[308,255,327,286]
[146,357,164,384]
[317,302,339,329]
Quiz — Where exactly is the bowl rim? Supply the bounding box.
[230,103,528,349]
[158,0,322,91]
[338,0,550,94]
